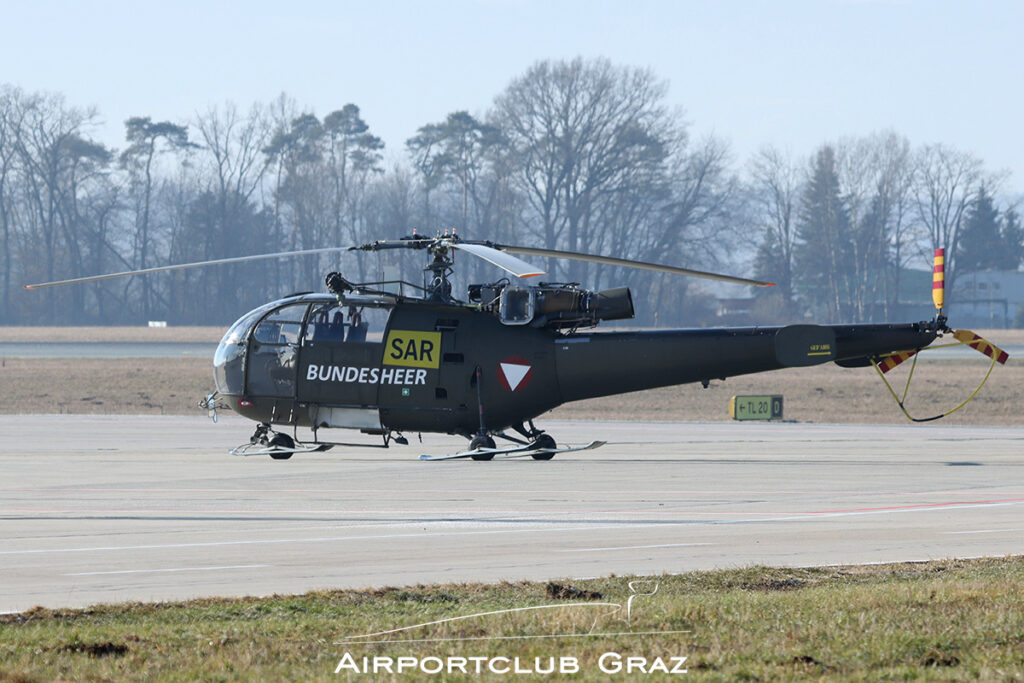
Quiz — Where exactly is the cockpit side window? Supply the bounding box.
[305,304,371,343]
[254,303,308,345]
[305,304,347,342]
[221,303,275,345]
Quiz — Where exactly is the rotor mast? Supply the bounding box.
[424,236,455,301]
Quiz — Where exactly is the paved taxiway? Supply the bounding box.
[1,415,1022,613]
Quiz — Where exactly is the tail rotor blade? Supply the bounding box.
[953,329,1009,364]
[877,350,918,374]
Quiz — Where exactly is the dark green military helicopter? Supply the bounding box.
[26,233,1006,461]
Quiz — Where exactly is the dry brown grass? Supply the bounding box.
[0,358,212,414]
[0,326,224,342]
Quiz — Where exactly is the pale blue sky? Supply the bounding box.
[3,0,1022,187]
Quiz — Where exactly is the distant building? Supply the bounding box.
[715,297,754,324]
[711,268,1024,328]
[950,270,1024,328]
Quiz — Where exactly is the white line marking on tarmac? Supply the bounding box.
[941,528,1023,535]
[558,543,717,553]
[794,501,1024,520]
[6,487,1024,496]
[0,527,631,555]
[64,564,269,577]
[5,499,1022,556]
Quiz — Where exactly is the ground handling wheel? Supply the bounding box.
[469,435,496,461]
[268,432,295,460]
[530,433,556,460]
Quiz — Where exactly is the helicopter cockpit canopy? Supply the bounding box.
[213,294,385,398]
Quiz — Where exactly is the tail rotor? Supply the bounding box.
[870,247,1009,421]
[931,246,1008,366]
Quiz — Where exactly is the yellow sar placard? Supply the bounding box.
[384,330,442,369]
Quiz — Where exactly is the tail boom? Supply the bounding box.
[554,322,939,402]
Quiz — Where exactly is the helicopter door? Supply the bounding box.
[299,303,385,430]
[246,303,307,398]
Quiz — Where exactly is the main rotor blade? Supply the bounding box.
[452,243,546,278]
[24,247,351,290]
[492,244,774,287]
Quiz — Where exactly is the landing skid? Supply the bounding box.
[230,422,334,459]
[419,440,606,461]
[230,442,333,458]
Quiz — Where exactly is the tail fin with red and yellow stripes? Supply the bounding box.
[932,247,945,312]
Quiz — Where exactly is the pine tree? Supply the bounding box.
[794,146,852,321]
[998,207,1024,270]
[957,186,1003,272]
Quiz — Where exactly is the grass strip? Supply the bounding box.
[2,556,1023,681]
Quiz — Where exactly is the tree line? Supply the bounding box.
[1,57,1020,326]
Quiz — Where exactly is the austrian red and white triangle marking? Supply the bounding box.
[500,363,530,390]
[497,356,533,392]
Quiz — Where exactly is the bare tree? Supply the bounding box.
[912,143,985,296]
[746,145,800,311]
[0,85,24,322]
[491,57,674,282]
[120,116,194,317]
[13,91,103,320]
[195,102,270,207]
[81,174,123,322]
[651,136,735,268]
[191,102,274,321]
[835,131,912,320]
